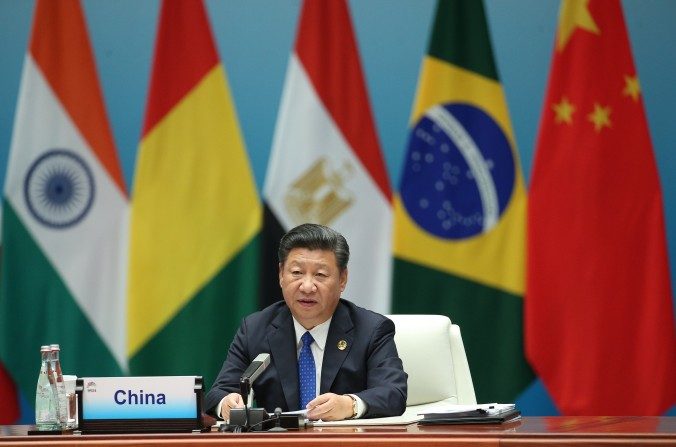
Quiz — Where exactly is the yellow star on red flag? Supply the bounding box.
[557,0,600,51]
[587,103,611,132]
[552,97,575,124]
[622,75,641,101]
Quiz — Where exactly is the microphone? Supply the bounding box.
[241,353,270,385]
[240,353,270,407]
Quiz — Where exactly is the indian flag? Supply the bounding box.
[0,0,128,409]
[127,0,261,387]
[262,0,392,313]
[392,0,533,402]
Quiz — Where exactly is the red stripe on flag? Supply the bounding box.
[0,362,19,423]
[526,0,675,415]
[142,0,219,136]
[29,0,127,196]
[295,0,391,201]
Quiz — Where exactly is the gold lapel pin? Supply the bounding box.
[337,340,347,350]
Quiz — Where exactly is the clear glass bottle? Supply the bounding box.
[35,345,58,430]
[49,344,67,428]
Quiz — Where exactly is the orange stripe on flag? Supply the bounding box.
[29,0,126,195]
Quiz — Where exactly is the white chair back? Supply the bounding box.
[387,314,476,406]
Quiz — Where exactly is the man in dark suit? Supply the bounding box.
[205,223,407,421]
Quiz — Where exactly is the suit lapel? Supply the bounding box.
[321,302,354,393]
[267,308,298,410]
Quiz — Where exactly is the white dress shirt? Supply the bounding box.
[292,316,365,418]
[292,316,331,398]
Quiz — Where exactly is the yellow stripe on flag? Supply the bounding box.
[394,56,526,295]
[128,65,260,356]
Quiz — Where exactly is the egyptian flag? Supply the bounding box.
[127,0,261,387]
[527,0,675,415]
[261,0,392,313]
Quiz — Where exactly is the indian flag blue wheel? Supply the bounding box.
[23,149,95,229]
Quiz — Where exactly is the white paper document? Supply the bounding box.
[307,400,463,426]
[309,412,422,427]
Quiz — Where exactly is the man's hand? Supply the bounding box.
[219,393,244,420]
[306,393,353,421]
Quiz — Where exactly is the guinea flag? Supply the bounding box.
[526,0,675,415]
[127,0,261,387]
[261,0,392,314]
[0,0,128,415]
[392,0,533,403]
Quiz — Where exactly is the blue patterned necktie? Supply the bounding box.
[298,331,316,410]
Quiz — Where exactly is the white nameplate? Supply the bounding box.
[81,376,197,420]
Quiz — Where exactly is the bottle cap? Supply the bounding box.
[40,345,50,351]
[50,344,60,351]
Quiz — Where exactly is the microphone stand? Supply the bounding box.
[267,408,287,432]
[220,353,271,432]
[239,378,252,430]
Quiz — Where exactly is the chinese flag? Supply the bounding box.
[526,0,675,415]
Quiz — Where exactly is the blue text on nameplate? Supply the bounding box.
[82,376,197,420]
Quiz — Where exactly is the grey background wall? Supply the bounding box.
[0,0,674,415]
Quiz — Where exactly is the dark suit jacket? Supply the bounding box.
[205,299,407,418]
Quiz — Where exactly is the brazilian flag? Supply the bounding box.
[393,0,533,402]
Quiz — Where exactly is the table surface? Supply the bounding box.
[1,417,675,446]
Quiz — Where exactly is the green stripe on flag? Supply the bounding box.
[392,258,534,403]
[0,202,123,399]
[129,236,260,389]
[428,0,498,81]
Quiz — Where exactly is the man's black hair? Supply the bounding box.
[278,223,349,270]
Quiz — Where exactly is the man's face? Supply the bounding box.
[279,247,348,329]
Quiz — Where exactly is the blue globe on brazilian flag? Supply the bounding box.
[393,0,533,403]
[402,103,515,240]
